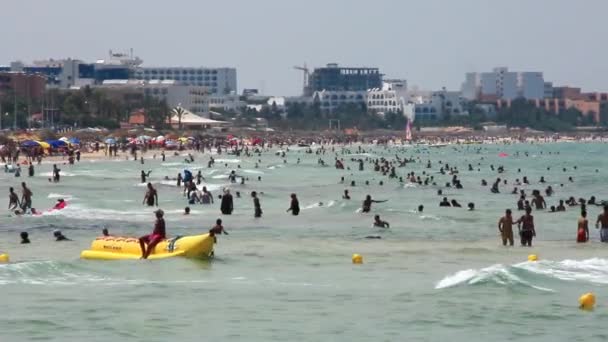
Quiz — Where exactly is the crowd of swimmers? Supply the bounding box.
[6,138,608,258]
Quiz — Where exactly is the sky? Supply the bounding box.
[1,0,607,95]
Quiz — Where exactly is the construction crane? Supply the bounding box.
[293,64,310,95]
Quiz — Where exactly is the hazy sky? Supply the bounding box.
[1,0,606,95]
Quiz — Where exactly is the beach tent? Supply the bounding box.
[20,140,39,148]
[46,140,68,148]
[36,141,51,149]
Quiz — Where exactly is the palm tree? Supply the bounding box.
[172,106,186,130]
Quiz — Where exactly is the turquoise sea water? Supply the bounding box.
[1,142,608,341]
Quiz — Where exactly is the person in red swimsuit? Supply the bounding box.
[139,209,166,259]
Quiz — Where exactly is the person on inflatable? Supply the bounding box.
[53,199,66,210]
[139,209,166,259]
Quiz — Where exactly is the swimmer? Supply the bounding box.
[498,209,514,246]
[516,207,536,247]
[439,197,451,207]
[451,199,462,208]
[557,200,566,211]
[102,228,110,236]
[142,183,159,207]
[343,190,351,200]
[596,205,608,242]
[467,202,475,211]
[361,195,387,213]
[53,230,71,241]
[8,187,20,210]
[20,231,30,244]
[251,191,262,218]
[220,189,234,215]
[184,207,190,215]
[140,170,152,183]
[373,215,390,228]
[20,182,33,211]
[417,205,424,213]
[209,218,228,243]
[287,193,300,216]
[577,210,589,243]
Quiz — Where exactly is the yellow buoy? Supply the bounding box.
[352,254,363,264]
[0,253,9,263]
[579,293,596,310]
[528,254,538,262]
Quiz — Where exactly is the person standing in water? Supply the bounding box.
[373,215,390,228]
[596,205,608,242]
[141,170,152,183]
[209,218,228,243]
[8,187,20,210]
[362,195,387,213]
[251,191,262,218]
[498,209,514,246]
[220,189,234,215]
[201,186,214,204]
[52,164,61,182]
[139,209,166,259]
[287,193,300,216]
[20,182,33,211]
[577,210,589,243]
[516,207,536,247]
[28,164,34,177]
[142,183,158,207]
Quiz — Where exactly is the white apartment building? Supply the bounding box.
[208,94,243,112]
[100,80,210,116]
[312,90,367,113]
[133,67,237,95]
[367,79,410,118]
[461,67,546,100]
[413,90,467,121]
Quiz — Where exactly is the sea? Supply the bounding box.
[1,142,608,341]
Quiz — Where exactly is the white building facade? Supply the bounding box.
[312,90,367,113]
[461,67,546,100]
[99,80,210,116]
[133,67,237,95]
[367,79,412,120]
[413,90,467,121]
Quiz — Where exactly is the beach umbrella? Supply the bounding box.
[178,137,188,142]
[68,137,80,145]
[59,137,69,141]
[20,140,39,148]
[36,141,51,149]
[46,140,68,148]
[155,135,165,141]
[105,138,116,144]
[138,135,152,141]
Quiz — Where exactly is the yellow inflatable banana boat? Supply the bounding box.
[80,234,214,260]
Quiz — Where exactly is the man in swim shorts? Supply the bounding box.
[142,183,158,207]
[516,207,536,247]
[596,205,608,242]
[139,209,166,259]
[8,187,20,210]
[498,209,514,246]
